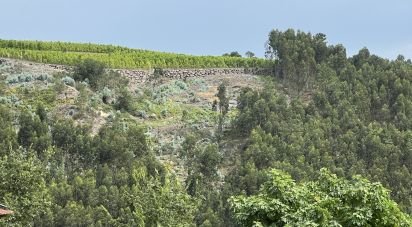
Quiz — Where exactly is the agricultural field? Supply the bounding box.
[0,39,274,69]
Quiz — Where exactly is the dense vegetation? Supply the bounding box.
[1,29,412,226]
[230,169,411,226]
[0,60,197,225]
[0,40,273,69]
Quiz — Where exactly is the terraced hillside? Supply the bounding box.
[2,30,412,226]
[0,57,265,180]
[0,39,274,69]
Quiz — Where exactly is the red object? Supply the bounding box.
[0,208,13,216]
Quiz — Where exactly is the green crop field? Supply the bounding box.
[0,39,273,69]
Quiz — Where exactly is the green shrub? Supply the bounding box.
[0,95,21,105]
[175,80,188,90]
[160,109,168,118]
[61,76,75,86]
[152,80,189,103]
[35,73,50,81]
[136,110,148,119]
[100,87,113,104]
[115,89,134,112]
[6,75,19,84]
[19,73,33,82]
[6,73,39,84]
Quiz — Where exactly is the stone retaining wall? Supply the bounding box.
[116,68,272,83]
[0,58,273,84]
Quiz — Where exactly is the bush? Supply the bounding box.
[35,73,50,81]
[136,110,148,119]
[152,80,189,103]
[101,87,113,104]
[61,76,75,86]
[175,80,188,90]
[160,109,168,118]
[0,95,21,105]
[19,73,33,82]
[6,75,19,84]
[115,89,134,112]
[6,73,34,84]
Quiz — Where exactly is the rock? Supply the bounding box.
[117,67,272,83]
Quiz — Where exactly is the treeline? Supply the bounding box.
[223,29,412,221]
[173,29,412,226]
[0,39,273,69]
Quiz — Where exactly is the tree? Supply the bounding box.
[267,29,326,93]
[229,168,412,226]
[17,110,51,156]
[217,83,229,116]
[36,104,48,122]
[94,121,148,166]
[115,88,134,112]
[223,51,242,58]
[51,119,95,168]
[130,165,196,226]
[245,51,256,58]
[352,47,371,69]
[0,150,51,226]
[216,83,229,138]
[0,105,17,156]
[73,59,106,89]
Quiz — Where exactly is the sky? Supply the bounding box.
[1,0,411,59]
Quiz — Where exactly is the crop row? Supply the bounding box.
[0,40,273,69]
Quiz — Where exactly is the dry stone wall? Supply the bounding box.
[0,58,273,84]
[116,68,272,83]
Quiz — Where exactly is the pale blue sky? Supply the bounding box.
[1,0,411,59]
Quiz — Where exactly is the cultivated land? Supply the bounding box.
[0,39,273,69]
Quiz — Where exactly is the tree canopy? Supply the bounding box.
[230,168,412,226]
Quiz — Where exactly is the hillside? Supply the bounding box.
[0,39,273,69]
[1,29,412,226]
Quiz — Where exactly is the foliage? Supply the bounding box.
[61,76,75,86]
[0,39,273,69]
[0,95,21,106]
[5,73,51,85]
[229,168,412,226]
[17,110,51,156]
[267,29,329,93]
[72,58,105,88]
[223,51,242,58]
[245,51,256,58]
[152,80,188,103]
[0,111,197,226]
[115,88,134,112]
[100,86,113,104]
[216,83,229,116]
[0,150,51,226]
[0,105,18,156]
[1,29,412,226]
[216,83,229,139]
